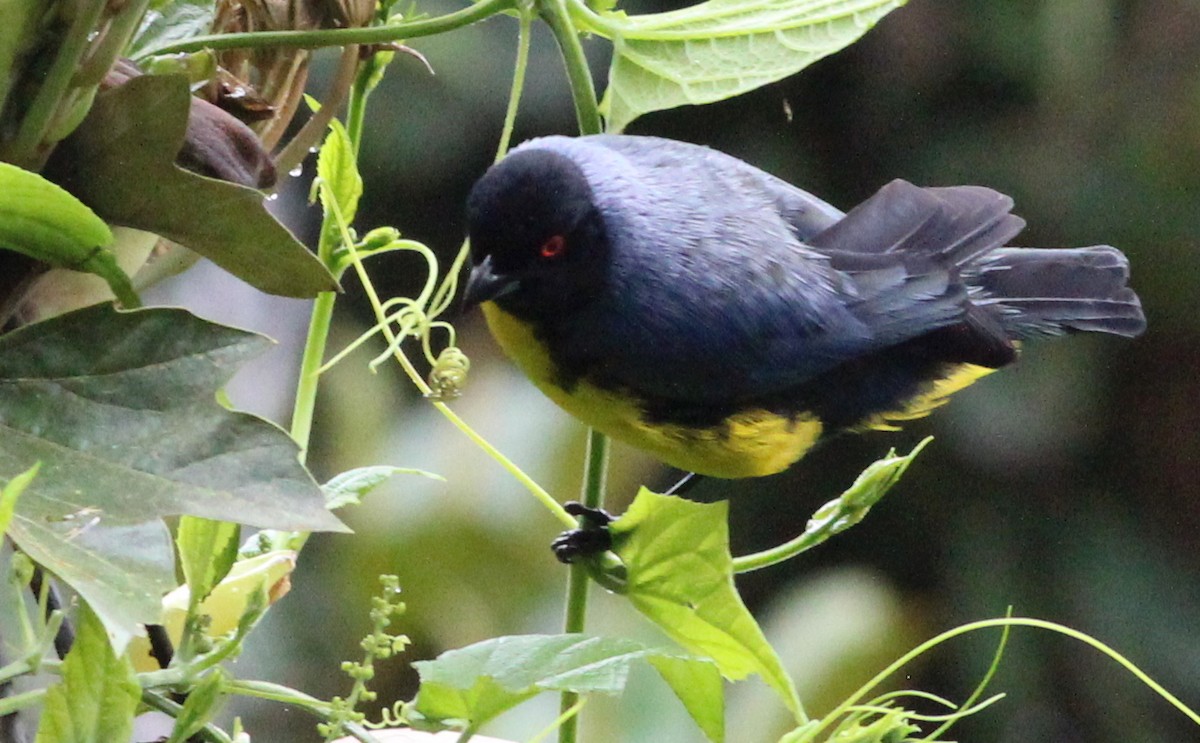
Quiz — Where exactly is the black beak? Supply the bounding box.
[462,254,519,309]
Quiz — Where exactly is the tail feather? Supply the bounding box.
[966,246,1146,339]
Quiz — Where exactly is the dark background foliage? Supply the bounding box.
[155,0,1200,740]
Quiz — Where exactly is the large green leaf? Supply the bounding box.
[46,74,337,298]
[35,603,141,743]
[0,304,346,646]
[589,0,908,131]
[609,488,802,718]
[411,634,723,741]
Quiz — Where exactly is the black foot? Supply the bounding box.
[551,502,614,564]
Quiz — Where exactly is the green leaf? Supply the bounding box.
[0,461,38,537]
[167,668,227,743]
[0,163,140,308]
[315,118,364,235]
[48,74,337,298]
[0,304,345,530]
[411,634,723,740]
[130,0,218,60]
[13,510,174,654]
[322,465,444,510]
[177,516,241,604]
[647,653,726,742]
[0,304,346,646]
[35,602,140,743]
[589,0,908,132]
[609,488,802,718]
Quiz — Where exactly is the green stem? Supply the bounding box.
[346,64,375,158]
[0,688,43,716]
[226,679,330,711]
[731,529,827,574]
[539,0,603,135]
[542,5,606,739]
[558,429,609,743]
[734,437,932,573]
[291,290,338,459]
[4,0,107,168]
[796,617,1200,742]
[140,690,233,743]
[138,639,238,689]
[0,658,33,686]
[581,429,609,511]
[290,49,381,459]
[433,402,576,528]
[225,680,383,742]
[75,0,151,87]
[140,0,517,57]
[495,4,535,162]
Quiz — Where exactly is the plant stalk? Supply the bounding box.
[140,690,233,743]
[141,0,517,57]
[558,429,609,743]
[539,0,603,136]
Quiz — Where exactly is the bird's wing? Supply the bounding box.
[563,176,1024,407]
[808,179,1025,265]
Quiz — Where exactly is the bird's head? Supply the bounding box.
[463,147,610,321]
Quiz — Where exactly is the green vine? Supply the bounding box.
[137,0,517,57]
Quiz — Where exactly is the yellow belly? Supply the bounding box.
[480,302,823,478]
[858,362,996,432]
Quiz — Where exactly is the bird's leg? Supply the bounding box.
[550,472,705,563]
[551,501,614,564]
[665,471,704,497]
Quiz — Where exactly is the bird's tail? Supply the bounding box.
[965,246,1146,339]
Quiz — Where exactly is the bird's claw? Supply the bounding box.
[552,502,614,564]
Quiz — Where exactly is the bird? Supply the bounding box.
[462,135,1146,480]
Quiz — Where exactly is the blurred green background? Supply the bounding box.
[152,0,1200,740]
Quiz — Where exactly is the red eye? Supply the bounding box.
[539,235,567,259]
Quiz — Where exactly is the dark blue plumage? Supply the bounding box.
[463,135,1146,477]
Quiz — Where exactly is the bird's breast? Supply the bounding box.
[480,302,824,477]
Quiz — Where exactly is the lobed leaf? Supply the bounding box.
[589,0,908,131]
[609,488,802,718]
[46,74,337,298]
[411,634,723,740]
[0,305,344,646]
